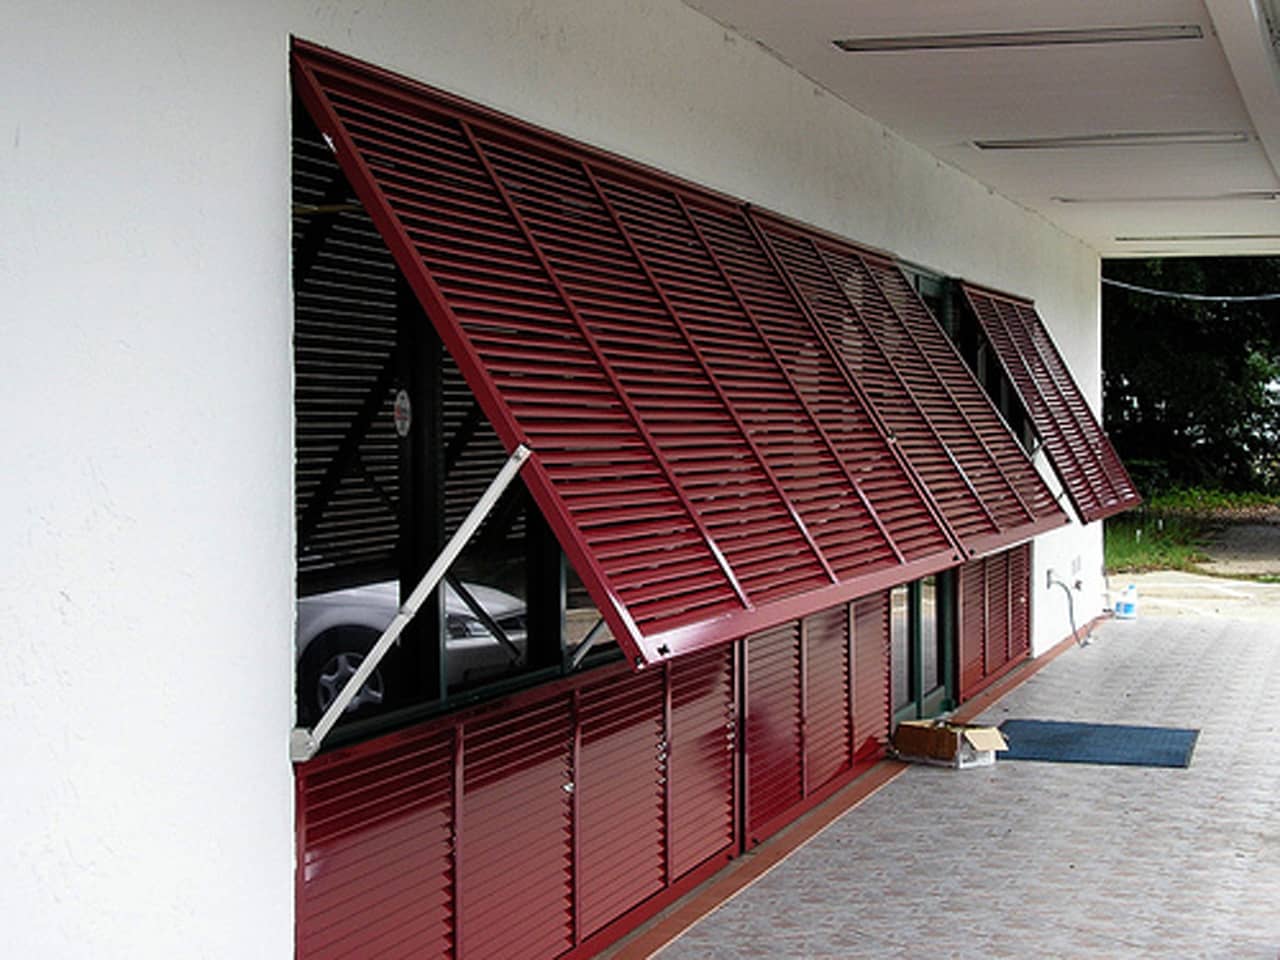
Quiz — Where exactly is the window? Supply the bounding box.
[905,266,1038,454]
[890,573,956,722]
[289,39,1070,751]
[292,98,620,738]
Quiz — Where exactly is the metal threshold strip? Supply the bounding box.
[290,444,531,762]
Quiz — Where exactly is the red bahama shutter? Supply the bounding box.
[291,39,1066,666]
[960,283,1141,523]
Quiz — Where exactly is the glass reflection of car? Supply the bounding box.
[295,580,527,724]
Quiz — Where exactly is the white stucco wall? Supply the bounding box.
[1,1,1102,954]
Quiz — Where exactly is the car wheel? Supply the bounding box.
[296,626,385,726]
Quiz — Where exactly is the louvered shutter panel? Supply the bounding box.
[668,646,736,877]
[460,700,574,960]
[984,552,1012,676]
[745,621,803,841]
[803,606,852,792]
[578,670,667,938]
[1009,543,1032,660]
[959,559,987,700]
[852,593,891,761]
[961,283,1141,523]
[296,728,456,960]
[750,215,1067,558]
[291,41,988,665]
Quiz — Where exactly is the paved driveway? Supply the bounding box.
[654,587,1280,959]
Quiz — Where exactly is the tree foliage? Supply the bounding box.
[1102,258,1280,494]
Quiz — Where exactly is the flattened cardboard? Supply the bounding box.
[962,727,1008,752]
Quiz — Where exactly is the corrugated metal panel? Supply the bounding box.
[292,41,970,666]
[803,606,852,792]
[961,283,1141,523]
[578,670,666,938]
[668,646,736,877]
[460,699,573,960]
[852,593,890,761]
[745,621,803,838]
[296,727,455,960]
[754,215,1068,558]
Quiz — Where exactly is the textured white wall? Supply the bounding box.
[1,0,1101,953]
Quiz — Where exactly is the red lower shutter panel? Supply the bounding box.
[959,559,987,700]
[961,283,1141,523]
[745,621,803,842]
[852,593,891,762]
[668,646,737,877]
[297,728,456,960]
[985,552,1012,676]
[803,606,852,792]
[460,700,573,960]
[957,544,1033,702]
[1009,543,1032,660]
[578,670,666,938]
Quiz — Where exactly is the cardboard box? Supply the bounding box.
[892,719,1008,769]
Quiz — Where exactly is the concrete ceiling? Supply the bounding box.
[683,0,1280,257]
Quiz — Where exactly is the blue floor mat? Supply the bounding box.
[998,719,1199,768]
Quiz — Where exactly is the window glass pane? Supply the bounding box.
[920,575,940,691]
[565,563,616,659]
[890,584,910,710]
[445,493,531,694]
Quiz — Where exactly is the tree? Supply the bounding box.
[1102,258,1280,493]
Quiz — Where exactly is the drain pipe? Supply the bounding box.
[1047,569,1092,647]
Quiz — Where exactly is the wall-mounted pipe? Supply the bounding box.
[1047,569,1092,647]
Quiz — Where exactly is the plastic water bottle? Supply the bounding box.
[1115,584,1138,620]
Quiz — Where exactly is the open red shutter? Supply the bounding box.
[961,283,1141,522]
[292,40,1070,668]
[291,41,969,665]
[751,214,1068,556]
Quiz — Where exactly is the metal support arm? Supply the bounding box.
[291,444,532,762]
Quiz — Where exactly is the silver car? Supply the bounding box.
[295,580,528,723]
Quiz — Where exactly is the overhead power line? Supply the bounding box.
[1102,276,1280,303]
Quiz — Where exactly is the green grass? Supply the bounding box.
[1105,513,1210,573]
[1145,487,1280,514]
[1104,486,1280,574]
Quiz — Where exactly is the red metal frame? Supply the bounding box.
[960,283,1142,523]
